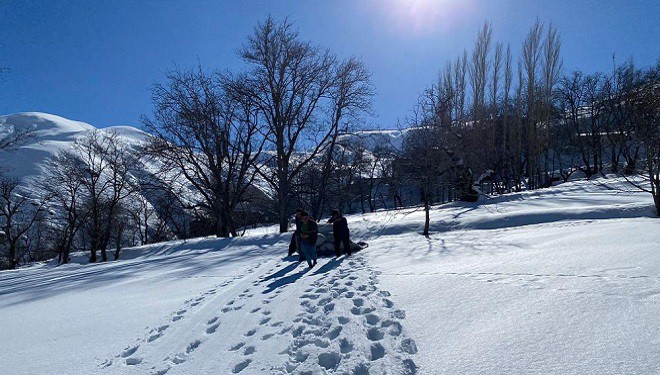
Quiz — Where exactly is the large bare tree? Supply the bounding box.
[236,17,373,232]
[73,131,140,262]
[39,150,87,264]
[144,66,266,237]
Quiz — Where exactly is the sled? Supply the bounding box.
[314,224,368,256]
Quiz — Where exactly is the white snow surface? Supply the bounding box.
[1,179,660,375]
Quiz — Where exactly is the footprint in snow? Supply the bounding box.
[186,340,201,354]
[318,351,341,370]
[152,367,170,375]
[352,363,370,375]
[339,338,353,354]
[370,343,385,360]
[232,359,251,373]
[125,357,142,366]
[243,346,256,355]
[382,320,402,336]
[324,303,335,313]
[326,326,342,340]
[367,327,385,341]
[171,353,186,365]
[403,358,418,374]
[121,346,139,358]
[401,338,418,354]
[365,314,380,325]
[229,342,245,351]
[148,332,163,342]
[206,322,220,334]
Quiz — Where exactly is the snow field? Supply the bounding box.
[1,177,659,374]
[95,252,417,375]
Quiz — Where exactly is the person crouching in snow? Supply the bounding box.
[327,209,351,257]
[298,211,318,268]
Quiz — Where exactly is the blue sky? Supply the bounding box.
[1,0,659,129]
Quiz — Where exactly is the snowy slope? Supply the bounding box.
[1,178,659,375]
[0,112,149,180]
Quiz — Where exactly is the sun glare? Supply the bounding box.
[386,0,473,36]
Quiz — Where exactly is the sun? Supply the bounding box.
[385,0,472,36]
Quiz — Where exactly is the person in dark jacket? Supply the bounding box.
[288,208,304,258]
[298,211,318,268]
[327,209,351,257]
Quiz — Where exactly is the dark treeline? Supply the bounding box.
[1,19,659,269]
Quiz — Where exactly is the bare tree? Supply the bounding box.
[39,150,88,264]
[236,17,373,232]
[522,19,545,189]
[398,87,461,236]
[144,66,266,237]
[73,130,140,262]
[622,63,660,215]
[307,58,374,218]
[469,22,493,121]
[0,176,48,269]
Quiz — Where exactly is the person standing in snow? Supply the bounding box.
[288,208,304,258]
[327,209,352,257]
[298,211,318,268]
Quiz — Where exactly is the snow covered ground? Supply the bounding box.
[1,178,659,375]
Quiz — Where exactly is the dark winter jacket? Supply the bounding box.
[300,219,318,245]
[328,215,349,238]
[294,215,303,233]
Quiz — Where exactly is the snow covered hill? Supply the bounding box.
[1,178,659,375]
[0,112,149,181]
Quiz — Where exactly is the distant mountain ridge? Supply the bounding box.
[0,112,149,181]
[0,112,409,183]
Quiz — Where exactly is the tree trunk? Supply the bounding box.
[277,178,289,233]
[423,200,430,238]
[8,241,17,270]
[654,194,660,217]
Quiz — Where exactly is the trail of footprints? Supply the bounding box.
[101,261,268,374]
[102,257,417,374]
[275,256,418,375]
